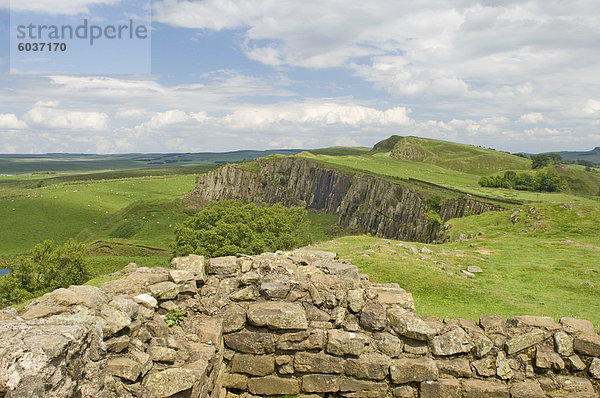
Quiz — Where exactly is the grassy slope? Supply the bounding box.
[312,202,600,326]
[385,136,531,175]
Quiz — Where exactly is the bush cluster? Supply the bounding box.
[479,170,566,192]
[173,200,311,258]
[0,239,90,308]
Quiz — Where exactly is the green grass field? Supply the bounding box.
[312,202,600,327]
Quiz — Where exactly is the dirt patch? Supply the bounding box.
[89,241,171,257]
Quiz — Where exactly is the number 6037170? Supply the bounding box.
[17,42,67,52]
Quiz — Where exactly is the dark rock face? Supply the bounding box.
[186,157,501,242]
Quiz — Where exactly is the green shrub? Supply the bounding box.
[0,239,90,308]
[426,210,443,225]
[164,307,186,327]
[173,200,311,258]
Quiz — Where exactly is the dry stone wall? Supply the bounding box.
[1,250,599,397]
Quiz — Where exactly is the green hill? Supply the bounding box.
[380,136,531,175]
[556,147,600,164]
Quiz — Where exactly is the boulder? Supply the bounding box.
[560,317,595,336]
[553,331,574,356]
[430,327,473,356]
[171,254,206,281]
[387,308,439,341]
[207,256,238,276]
[143,368,197,398]
[505,329,548,354]
[420,378,461,398]
[373,332,403,358]
[247,375,300,396]
[107,357,142,382]
[507,316,561,331]
[230,354,274,376]
[223,330,277,354]
[294,352,345,374]
[535,345,565,371]
[360,302,387,331]
[247,302,308,330]
[389,357,438,384]
[326,329,370,356]
[301,374,340,393]
[345,353,390,380]
[573,332,600,357]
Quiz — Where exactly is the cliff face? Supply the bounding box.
[187,157,501,242]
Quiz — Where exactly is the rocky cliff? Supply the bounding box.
[2,251,599,397]
[186,157,502,242]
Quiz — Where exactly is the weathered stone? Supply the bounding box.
[301,374,340,393]
[542,375,595,395]
[130,350,152,377]
[589,358,600,379]
[326,329,369,356]
[462,379,509,398]
[420,378,461,398]
[168,269,196,284]
[339,378,388,395]
[373,332,403,357]
[303,302,331,322]
[535,344,564,371]
[467,265,483,273]
[331,306,346,326]
[387,308,438,341]
[468,329,494,357]
[230,286,258,301]
[510,380,546,398]
[507,316,561,331]
[430,327,473,356]
[260,281,290,299]
[107,357,142,382]
[222,373,248,390]
[149,281,179,300]
[496,351,513,380]
[278,329,326,351]
[21,305,67,320]
[223,330,277,354]
[143,368,197,398]
[171,254,206,281]
[99,304,132,337]
[505,329,548,354]
[372,285,414,310]
[222,305,247,333]
[360,302,387,331]
[133,293,157,308]
[247,302,308,330]
[319,261,359,279]
[105,335,130,353]
[230,354,275,376]
[208,256,239,276]
[403,338,429,354]
[573,332,600,357]
[436,358,472,378]
[472,356,496,377]
[553,331,574,356]
[345,353,390,380]
[347,289,365,313]
[239,270,260,286]
[295,352,345,374]
[479,315,507,335]
[393,385,416,398]
[560,317,595,336]
[389,357,438,384]
[41,285,109,309]
[109,298,139,319]
[247,375,300,396]
[565,354,586,371]
[148,346,178,363]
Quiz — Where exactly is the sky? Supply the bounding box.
[0,0,599,154]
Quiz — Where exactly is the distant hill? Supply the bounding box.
[373,136,531,175]
[0,150,303,174]
[556,147,600,164]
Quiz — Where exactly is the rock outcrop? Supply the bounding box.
[186,157,502,242]
[1,251,599,397]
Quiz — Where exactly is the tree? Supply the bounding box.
[0,239,90,308]
[174,200,312,258]
[531,154,551,169]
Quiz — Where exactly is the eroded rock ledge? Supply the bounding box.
[1,250,599,397]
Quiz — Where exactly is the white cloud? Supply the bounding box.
[583,99,600,114]
[0,113,27,129]
[134,110,211,131]
[519,112,544,124]
[23,102,109,130]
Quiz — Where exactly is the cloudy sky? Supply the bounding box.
[1,0,599,154]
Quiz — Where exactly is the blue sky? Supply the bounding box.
[0,0,599,154]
